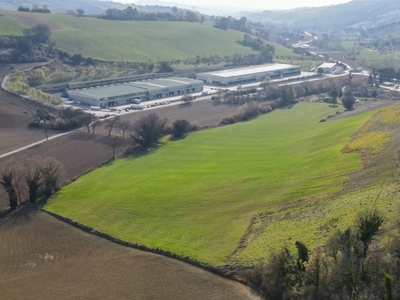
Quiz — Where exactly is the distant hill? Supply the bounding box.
[242,0,400,33]
[0,0,128,14]
[0,0,193,15]
[0,11,297,62]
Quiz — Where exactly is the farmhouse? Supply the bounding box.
[196,64,301,86]
[67,77,204,107]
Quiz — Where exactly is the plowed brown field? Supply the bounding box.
[0,207,258,300]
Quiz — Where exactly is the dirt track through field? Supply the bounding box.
[0,207,259,300]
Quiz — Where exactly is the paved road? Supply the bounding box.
[0,131,72,159]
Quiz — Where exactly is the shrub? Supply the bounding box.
[259,103,273,114]
[236,101,259,121]
[172,119,192,138]
[342,92,356,110]
[220,115,238,125]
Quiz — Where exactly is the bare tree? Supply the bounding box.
[106,136,123,159]
[42,122,51,141]
[0,160,19,210]
[116,120,131,139]
[79,113,93,133]
[104,116,121,136]
[130,113,168,149]
[41,158,63,197]
[25,157,44,203]
[91,119,102,134]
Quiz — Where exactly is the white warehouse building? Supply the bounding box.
[67,77,204,107]
[196,64,301,86]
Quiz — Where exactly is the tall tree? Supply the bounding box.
[104,116,121,136]
[330,89,339,104]
[342,91,356,110]
[91,119,102,134]
[76,8,85,17]
[130,113,168,149]
[106,136,123,159]
[116,120,131,139]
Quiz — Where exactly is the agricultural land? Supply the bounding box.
[0,11,294,62]
[0,206,258,300]
[45,102,379,265]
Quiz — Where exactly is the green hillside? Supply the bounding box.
[0,11,295,61]
[0,14,25,35]
[46,103,373,265]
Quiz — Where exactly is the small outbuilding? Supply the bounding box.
[317,63,337,74]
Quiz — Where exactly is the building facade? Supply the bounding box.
[196,64,301,86]
[67,77,204,107]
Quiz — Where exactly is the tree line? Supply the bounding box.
[28,107,96,133]
[18,4,50,13]
[101,6,200,22]
[0,156,63,210]
[241,211,399,300]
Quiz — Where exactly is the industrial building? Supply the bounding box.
[196,64,301,86]
[67,77,204,107]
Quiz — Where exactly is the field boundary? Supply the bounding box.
[41,209,251,285]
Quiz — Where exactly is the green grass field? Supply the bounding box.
[46,103,374,265]
[0,14,25,35]
[0,11,295,62]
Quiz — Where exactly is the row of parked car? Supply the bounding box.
[143,101,171,108]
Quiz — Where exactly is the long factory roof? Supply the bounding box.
[196,64,300,78]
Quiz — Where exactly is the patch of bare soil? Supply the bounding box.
[118,100,238,128]
[0,207,259,300]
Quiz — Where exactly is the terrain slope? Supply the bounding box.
[46,103,374,264]
[0,11,295,61]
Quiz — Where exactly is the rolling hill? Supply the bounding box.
[243,0,400,32]
[0,11,296,62]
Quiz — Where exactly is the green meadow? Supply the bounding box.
[0,12,295,62]
[0,14,25,35]
[46,103,374,265]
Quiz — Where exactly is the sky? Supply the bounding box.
[125,0,353,11]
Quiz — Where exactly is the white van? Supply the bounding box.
[131,98,141,104]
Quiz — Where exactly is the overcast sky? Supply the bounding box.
[126,0,352,11]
